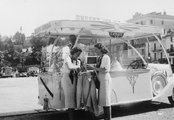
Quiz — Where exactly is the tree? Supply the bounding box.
[13,31,25,46]
[2,38,20,67]
[0,39,5,51]
[0,35,7,51]
[0,51,3,69]
[28,36,46,66]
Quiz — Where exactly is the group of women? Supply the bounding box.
[60,35,112,120]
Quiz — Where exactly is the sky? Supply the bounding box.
[0,0,174,37]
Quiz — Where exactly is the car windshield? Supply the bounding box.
[96,33,170,70]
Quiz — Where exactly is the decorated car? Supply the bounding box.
[36,20,174,117]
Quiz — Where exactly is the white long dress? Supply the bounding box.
[98,54,112,107]
[61,56,80,108]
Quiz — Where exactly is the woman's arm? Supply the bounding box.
[86,64,107,72]
[93,67,106,72]
[91,55,110,73]
[65,57,80,70]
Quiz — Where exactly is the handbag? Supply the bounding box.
[91,71,100,89]
[69,70,78,84]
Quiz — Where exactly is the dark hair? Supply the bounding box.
[70,47,82,55]
[48,37,55,45]
[69,35,77,47]
[94,43,108,54]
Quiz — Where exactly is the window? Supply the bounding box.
[171,44,173,51]
[141,49,145,55]
[130,40,135,46]
[163,29,166,34]
[123,43,128,50]
[154,43,156,51]
[161,20,164,25]
[154,53,157,60]
[171,36,173,42]
[150,20,153,24]
[161,52,163,59]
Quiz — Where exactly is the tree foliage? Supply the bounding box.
[3,38,20,67]
[28,36,47,65]
[13,32,25,45]
[0,35,24,68]
[0,32,48,69]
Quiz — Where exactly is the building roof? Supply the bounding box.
[127,12,174,22]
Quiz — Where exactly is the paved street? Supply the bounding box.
[0,77,42,113]
[111,100,174,120]
[0,77,174,120]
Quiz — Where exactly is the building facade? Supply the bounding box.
[163,32,174,70]
[127,12,174,69]
[127,11,174,34]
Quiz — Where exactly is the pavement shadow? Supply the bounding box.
[0,102,172,120]
[111,101,174,118]
[0,109,97,120]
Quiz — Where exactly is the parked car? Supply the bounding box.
[27,71,38,77]
[27,66,39,77]
[0,66,13,78]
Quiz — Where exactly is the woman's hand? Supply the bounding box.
[86,65,95,70]
[87,65,107,73]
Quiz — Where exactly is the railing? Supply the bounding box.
[151,48,163,52]
[166,49,174,53]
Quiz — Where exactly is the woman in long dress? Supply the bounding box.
[61,47,82,120]
[87,43,112,120]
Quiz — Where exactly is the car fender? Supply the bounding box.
[152,76,174,101]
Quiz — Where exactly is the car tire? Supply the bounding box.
[168,96,174,106]
[168,88,174,106]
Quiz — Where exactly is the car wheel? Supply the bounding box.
[168,88,174,106]
[151,71,167,96]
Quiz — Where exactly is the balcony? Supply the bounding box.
[128,43,145,49]
[167,49,174,56]
[151,48,162,52]
[167,49,174,53]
